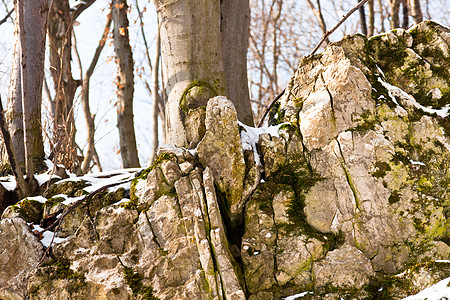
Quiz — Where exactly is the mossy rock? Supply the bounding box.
[18,198,44,224]
[43,180,89,199]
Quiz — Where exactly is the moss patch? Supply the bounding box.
[180,80,218,112]
[123,266,159,299]
[40,257,86,281]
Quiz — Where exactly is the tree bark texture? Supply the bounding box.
[358,0,368,35]
[6,0,47,195]
[409,0,423,24]
[48,0,79,171]
[389,0,401,29]
[368,0,374,36]
[220,0,254,126]
[112,0,140,168]
[156,0,228,147]
[156,0,254,147]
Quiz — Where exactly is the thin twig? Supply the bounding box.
[0,7,13,26]
[310,0,369,56]
[257,88,285,127]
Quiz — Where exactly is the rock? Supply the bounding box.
[312,245,375,290]
[0,217,44,298]
[197,96,246,225]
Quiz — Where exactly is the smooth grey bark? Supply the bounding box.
[112,0,140,168]
[220,0,254,126]
[409,0,423,23]
[155,0,254,146]
[6,0,47,196]
[156,0,228,147]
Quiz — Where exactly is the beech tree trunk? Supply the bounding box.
[389,0,401,29]
[6,0,47,196]
[155,0,254,147]
[220,0,254,126]
[112,0,140,168]
[409,0,423,24]
[368,0,374,36]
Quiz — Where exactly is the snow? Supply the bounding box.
[401,277,450,300]
[25,196,47,203]
[378,77,450,118]
[283,292,312,299]
[0,177,16,191]
[58,168,140,194]
[238,120,287,166]
[32,224,67,247]
[409,159,426,166]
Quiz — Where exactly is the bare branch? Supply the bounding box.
[311,0,369,56]
[0,8,12,26]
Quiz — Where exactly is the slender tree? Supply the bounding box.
[6,0,48,196]
[112,0,140,167]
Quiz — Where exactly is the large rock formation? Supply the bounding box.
[0,21,449,299]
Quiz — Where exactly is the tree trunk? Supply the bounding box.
[6,0,47,196]
[409,0,422,24]
[358,0,368,35]
[389,0,401,29]
[112,0,140,168]
[220,0,254,126]
[7,18,25,175]
[156,0,255,146]
[48,0,80,172]
[368,0,374,36]
[402,0,409,28]
[149,19,161,165]
[156,0,228,147]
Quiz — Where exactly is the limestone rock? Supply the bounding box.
[197,96,246,224]
[0,217,44,298]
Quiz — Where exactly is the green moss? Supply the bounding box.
[19,198,44,224]
[123,266,159,299]
[41,257,85,281]
[88,187,127,212]
[180,80,218,112]
[43,180,89,198]
[388,190,401,204]
[129,152,175,206]
[372,161,392,178]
